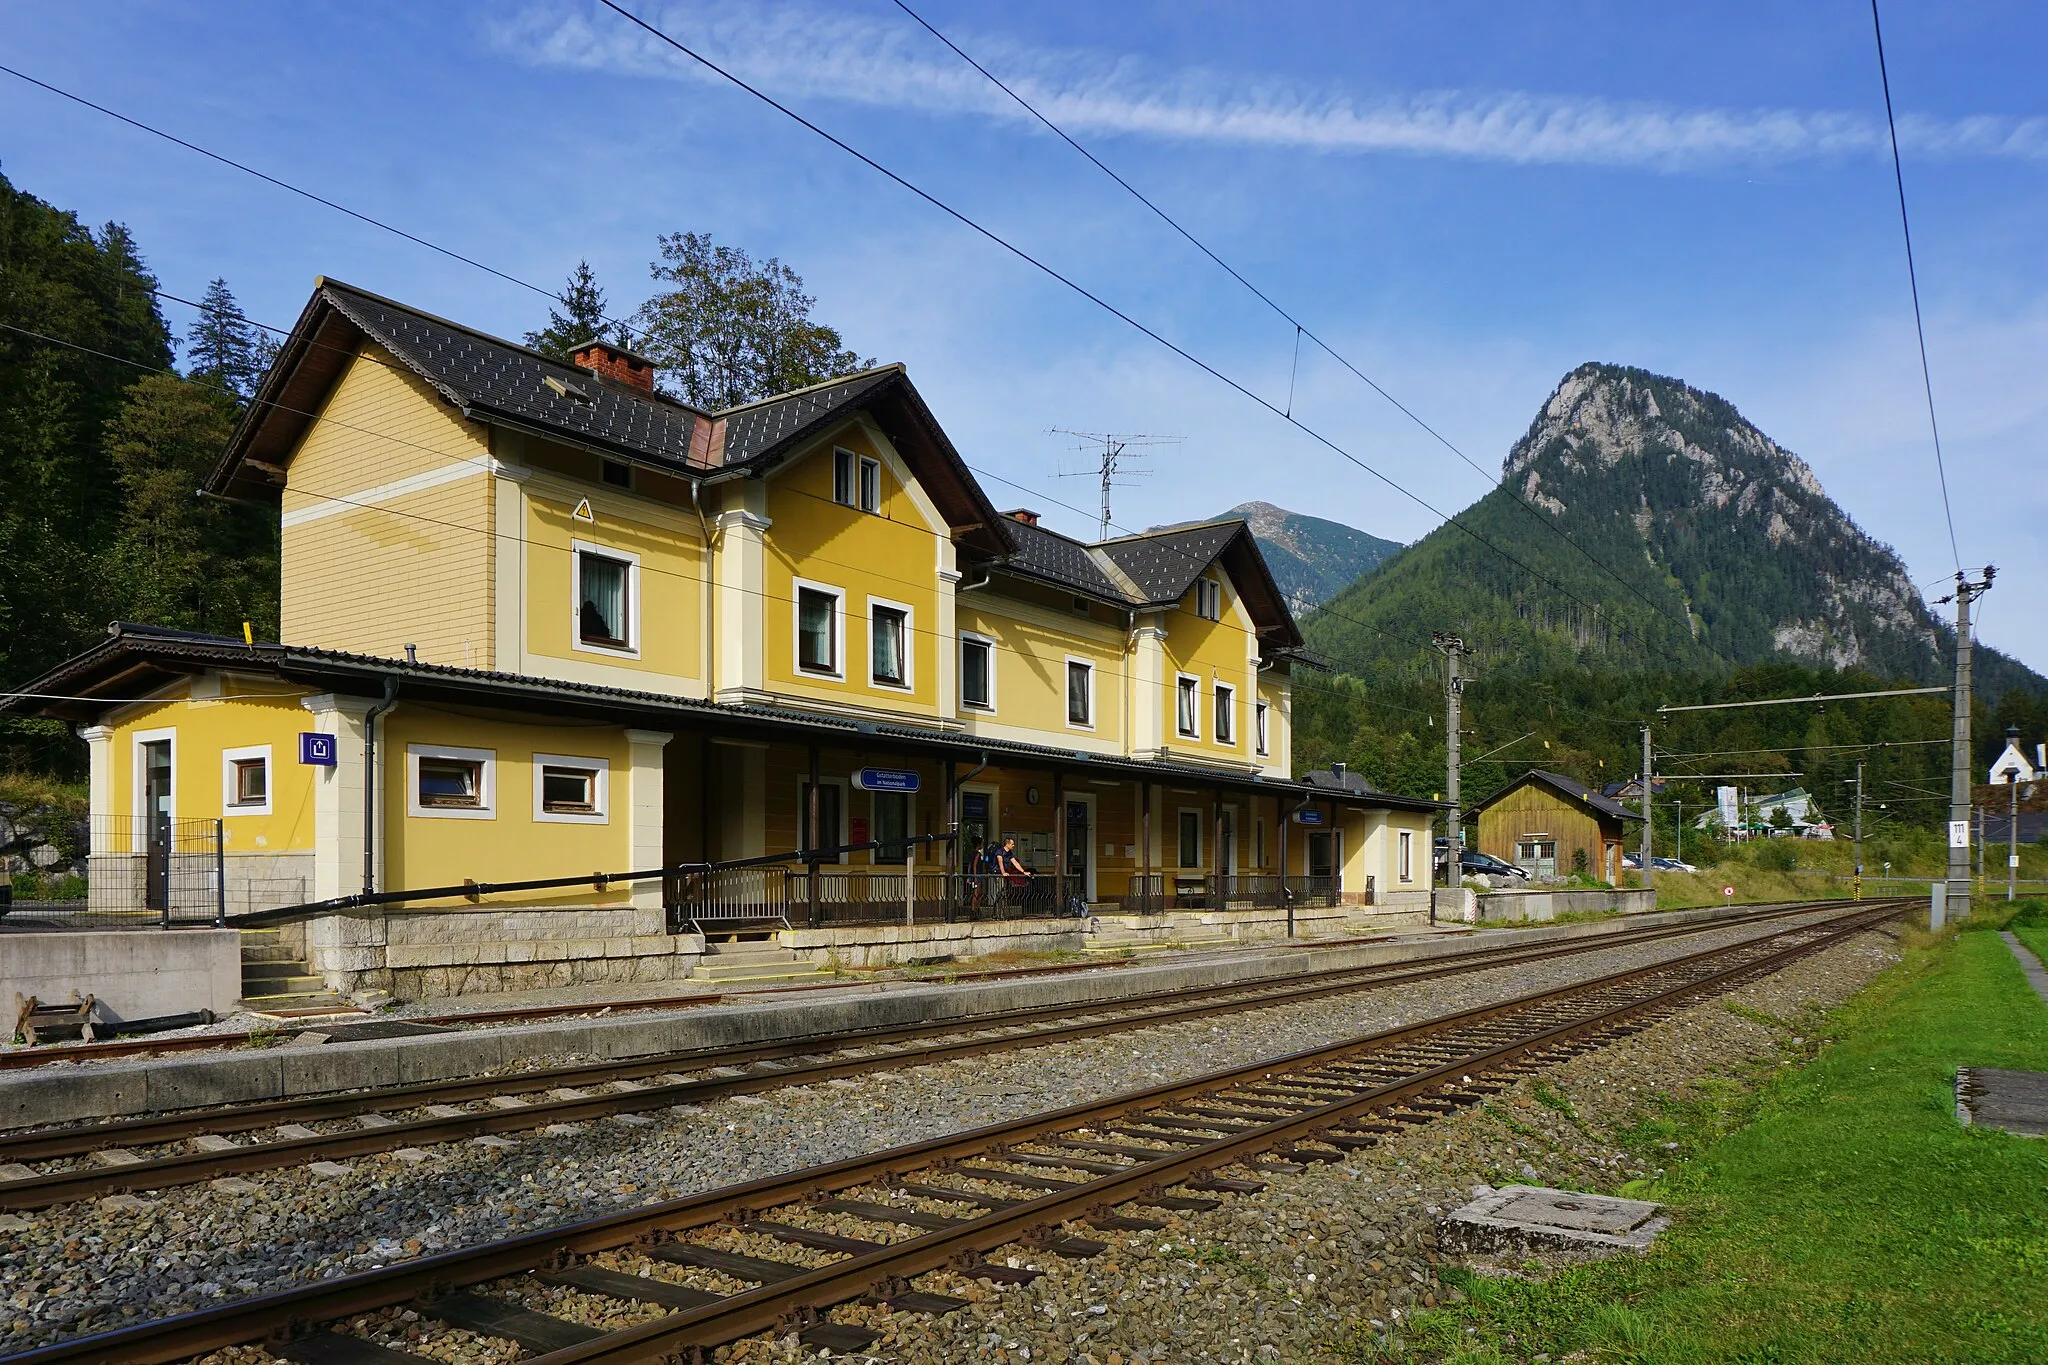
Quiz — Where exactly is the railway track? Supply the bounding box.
[0,900,1866,1209]
[0,898,1908,1365]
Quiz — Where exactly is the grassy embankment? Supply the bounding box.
[1642,825,2048,910]
[1372,901,2048,1363]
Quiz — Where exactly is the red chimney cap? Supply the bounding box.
[571,339,658,393]
[1004,508,1041,526]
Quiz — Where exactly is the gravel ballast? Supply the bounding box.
[0,910,1885,1356]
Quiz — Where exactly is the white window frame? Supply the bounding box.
[959,631,997,712]
[792,577,846,680]
[1194,578,1222,620]
[1174,673,1201,739]
[1399,830,1413,883]
[221,744,273,817]
[1255,699,1270,756]
[858,455,882,513]
[532,753,610,825]
[866,596,915,691]
[1064,656,1096,731]
[832,448,857,506]
[408,743,496,821]
[131,727,177,851]
[1213,682,1236,746]
[571,539,641,659]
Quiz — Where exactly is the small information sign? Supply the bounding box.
[1293,809,1326,826]
[299,732,337,767]
[852,767,920,793]
[1949,819,1972,849]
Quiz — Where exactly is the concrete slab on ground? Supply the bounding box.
[2000,931,2048,1006]
[1441,1184,1670,1254]
[1955,1067,2048,1138]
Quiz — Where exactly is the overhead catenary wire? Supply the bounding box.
[884,0,1734,663]
[1868,0,1962,573]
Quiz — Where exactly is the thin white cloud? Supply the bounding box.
[489,2,2048,169]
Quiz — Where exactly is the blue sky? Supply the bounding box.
[5,1,2044,673]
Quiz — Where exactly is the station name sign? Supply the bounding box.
[1292,808,1326,825]
[853,767,920,793]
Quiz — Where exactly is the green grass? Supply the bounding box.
[1373,916,2048,1364]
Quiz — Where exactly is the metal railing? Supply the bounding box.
[1,817,225,930]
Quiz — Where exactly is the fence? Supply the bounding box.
[667,864,1350,932]
[0,817,226,930]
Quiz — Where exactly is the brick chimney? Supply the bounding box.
[1004,508,1041,526]
[572,339,657,393]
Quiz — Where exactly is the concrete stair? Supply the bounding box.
[689,939,832,985]
[236,929,359,1015]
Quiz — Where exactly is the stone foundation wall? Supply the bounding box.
[302,904,705,1000]
[1475,888,1657,923]
[781,917,1085,968]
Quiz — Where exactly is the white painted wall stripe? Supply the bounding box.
[281,459,490,529]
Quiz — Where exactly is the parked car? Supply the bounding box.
[1458,851,1530,881]
[1621,852,1643,871]
[1652,856,1700,874]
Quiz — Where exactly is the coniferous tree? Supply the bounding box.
[183,278,274,403]
[524,261,619,360]
[632,232,869,409]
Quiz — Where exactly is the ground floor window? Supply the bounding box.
[534,754,608,823]
[1398,830,1413,882]
[1178,809,1202,868]
[410,744,495,819]
[221,744,271,816]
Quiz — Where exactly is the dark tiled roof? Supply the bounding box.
[1095,520,1245,605]
[716,368,901,467]
[995,518,1127,600]
[6,626,1443,813]
[319,281,707,472]
[1477,769,1643,823]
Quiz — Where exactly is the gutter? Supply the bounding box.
[362,675,399,895]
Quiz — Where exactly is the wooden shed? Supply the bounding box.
[1468,769,1642,883]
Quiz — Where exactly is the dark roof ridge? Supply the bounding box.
[711,362,907,416]
[1094,515,1249,546]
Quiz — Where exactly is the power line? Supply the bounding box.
[0,63,645,347]
[884,0,1732,660]
[588,0,1648,652]
[1868,0,1962,573]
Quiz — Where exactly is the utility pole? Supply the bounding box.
[2005,754,2022,903]
[1433,633,1466,894]
[1940,567,1994,922]
[1639,726,1655,892]
[1852,760,1865,901]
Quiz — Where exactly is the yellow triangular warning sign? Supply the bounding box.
[572,498,595,523]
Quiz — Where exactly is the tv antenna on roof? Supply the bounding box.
[1048,429,1181,539]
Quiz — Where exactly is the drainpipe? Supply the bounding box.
[1283,788,1313,938]
[362,675,399,895]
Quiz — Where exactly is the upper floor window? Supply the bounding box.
[1194,578,1222,620]
[1214,682,1235,745]
[871,602,909,687]
[1175,675,1200,738]
[796,582,843,677]
[1066,658,1094,728]
[600,458,632,489]
[575,545,637,654]
[960,634,994,710]
[1255,699,1270,756]
[833,449,881,513]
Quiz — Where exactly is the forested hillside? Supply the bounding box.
[1210,501,1401,612]
[0,171,278,771]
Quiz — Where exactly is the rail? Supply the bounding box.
[0,899,1909,1363]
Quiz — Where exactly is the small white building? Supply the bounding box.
[1987,728,2043,785]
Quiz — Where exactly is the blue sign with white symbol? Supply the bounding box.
[852,767,920,793]
[299,732,337,767]
[1292,808,1326,825]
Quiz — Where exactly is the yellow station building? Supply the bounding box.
[12,281,1441,997]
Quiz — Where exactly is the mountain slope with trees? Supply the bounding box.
[1302,362,2043,699]
[1212,501,1402,612]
